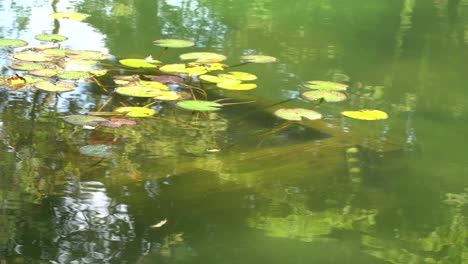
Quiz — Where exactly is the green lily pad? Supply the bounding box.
[43,48,66,57]
[179,52,227,63]
[115,86,166,98]
[63,115,107,126]
[114,107,156,117]
[9,62,45,71]
[159,63,208,76]
[176,100,222,111]
[65,50,108,60]
[217,82,257,90]
[13,53,53,62]
[153,90,188,101]
[79,144,112,158]
[241,55,277,63]
[35,34,68,43]
[302,90,347,102]
[274,108,322,121]
[305,81,348,91]
[220,71,257,81]
[23,75,46,84]
[28,68,63,77]
[0,38,28,48]
[153,39,194,48]
[119,58,161,68]
[35,81,76,92]
[341,110,388,120]
[57,71,92,80]
[49,10,89,21]
[89,69,108,77]
[199,75,239,84]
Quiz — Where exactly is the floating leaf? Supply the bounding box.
[13,53,53,62]
[89,69,108,77]
[79,144,112,158]
[148,75,184,84]
[6,74,27,87]
[114,107,156,117]
[65,50,108,60]
[49,10,89,21]
[220,71,257,81]
[179,52,226,63]
[98,118,137,128]
[305,81,348,91]
[116,86,166,98]
[9,62,44,71]
[43,48,66,57]
[199,75,239,84]
[23,75,46,84]
[217,82,257,90]
[35,81,76,92]
[241,55,277,63]
[341,110,388,120]
[159,63,207,76]
[35,34,68,43]
[63,115,107,126]
[153,39,194,48]
[0,38,28,48]
[153,90,188,101]
[57,71,92,80]
[28,68,63,77]
[119,58,160,68]
[274,108,322,121]
[176,100,222,111]
[302,90,347,102]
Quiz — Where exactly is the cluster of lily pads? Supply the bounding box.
[0,9,388,156]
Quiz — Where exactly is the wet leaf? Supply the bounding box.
[63,115,107,126]
[65,50,108,60]
[305,81,348,91]
[13,53,53,62]
[49,10,90,21]
[176,100,222,111]
[79,144,112,158]
[35,34,68,43]
[9,62,44,71]
[57,71,92,80]
[116,86,166,98]
[341,110,388,120]
[217,82,257,90]
[302,90,347,102]
[241,55,277,63]
[35,81,76,92]
[179,52,226,63]
[0,38,28,48]
[274,108,322,121]
[148,75,184,84]
[114,107,156,117]
[43,48,66,57]
[28,68,63,77]
[220,71,257,81]
[119,58,160,68]
[153,39,194,48]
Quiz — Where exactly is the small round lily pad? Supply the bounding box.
[35,34,68,43]
[65,50,108,60]
[159,64,208,76]
[63,115,107,126]
[274,108,322,121]
[28,68,63,77]
[35,81,76,92]
[13,53,53,62]
[217,82,257,91]
[302,90,347,102]
[116,86,166,98]
[79,144,112,158]
[49,10,89,21]
[153,39,194,48]
[305,81,348,91]
[199,75,239,84]
[119,58,161,68]
[9,62,44,71]
[149,75,184,84]
[341,110,388,120]
[240,55,277,63]
[57,71,92,80]
[221,71,257,81]
[114,107,156,117]
[0,38,28,48]
[179,52,227,63]
[43,48,66,57]
[176,100,222,111]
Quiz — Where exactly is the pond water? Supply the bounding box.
[1,0,468,263]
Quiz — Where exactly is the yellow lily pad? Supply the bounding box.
[114,107,156,117]
[116,86,166,98]
[217,82,257,90]
[341,110,389,120]
[241,55,277,63]
[35,34,68,43]
[119,58,161,68]
[35,81,76,92]
[305,81,348,91]
[274,108,322,121]
[0,38,28,48]
[159,64,207,76]
[153,39,194,48]
[219,71,257,81]
[13,53,54,62]
[28,68,63,77]
[180,52,227,63]
[49,10,89,21]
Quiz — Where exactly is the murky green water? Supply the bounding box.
[1,0,468,263]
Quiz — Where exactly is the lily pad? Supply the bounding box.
[119,58,160,68]
[176,100,222,111]
[13,53,53,62]
[179,52,227,63]
[241,55,277,63]
[153,90,188,101]
[50,10,89,21]
[153,39,194,48]
[65,50,108,60]
[23,75,46,84]
[28,68,63,77]
[9,62,44,71]
[341,110,389,120]
[57,71,92,80]
[159,63,208,76]
[98,118,137,128]
[90,70,108,77]
[43,48,66,57]
[0,38,28,48]
[274,108,322,121]
[217,82,257,90]
[114,107,156,117]
[302,90,347,102]
[35,81,76,92]
[199,75,239,84]
[63,115,107,126]
[35,34,68,43]
[305,81,348,91]
[115,86,166,98]
[79,144,112,158]
[148,75,184,84]
[220,71,257,81]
